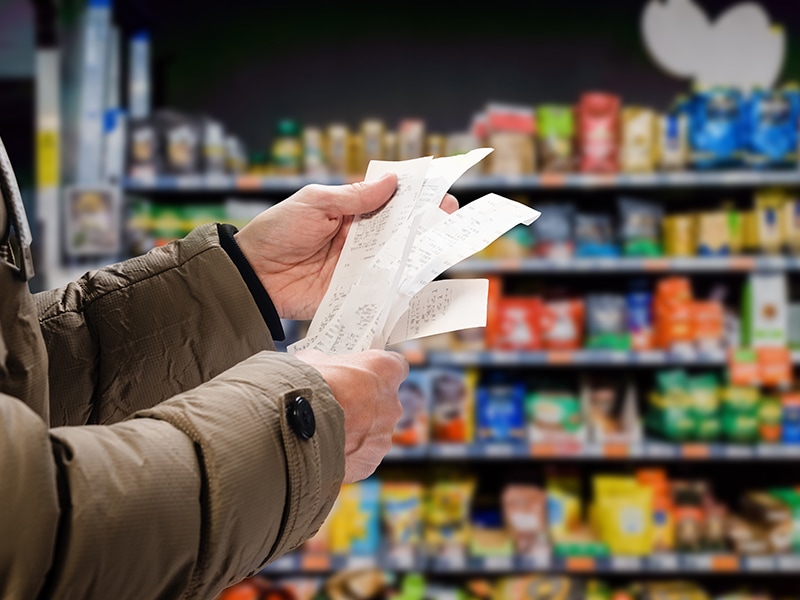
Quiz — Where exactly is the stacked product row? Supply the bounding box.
[484,190,800,261]
[262,468,800,562]
[218,573,797,600]
[125,86,800,180]
[393,367,800,447]
[455,274,793,355]
[125,197,274,251]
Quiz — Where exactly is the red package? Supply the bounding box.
[491,297,544,350]
[577,92,621,173]
[540,299,584,350]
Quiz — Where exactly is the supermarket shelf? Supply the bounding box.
[421,349,800,367]
[262,552,800,575]
[450,256,800,274]
[263,552,423,574]
[384,442,800,461]
[428,553,800,575]
[123,173,350,193]
[123,170,800,194]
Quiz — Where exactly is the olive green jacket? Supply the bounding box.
[0,218,344,600]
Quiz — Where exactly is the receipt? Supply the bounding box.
[386,278,489,346]
[302,156,431,343]
[378,193,540,342]
[289,151,541,355]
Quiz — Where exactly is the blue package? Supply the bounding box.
[626,288,653,345]
[476,383,525,442]
[687,88,744,169]
[349,478,382,555]
[574,213,619,258]
[394,369,430,446]
[744,87,800,169]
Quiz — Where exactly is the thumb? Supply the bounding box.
[320,173,398,218]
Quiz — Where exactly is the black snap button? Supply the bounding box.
[288,396,315,439]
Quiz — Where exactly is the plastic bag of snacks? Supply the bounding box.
[686,87,744,169]
[577,92,621,173]
[743,86,800,169]
[537,105,575,172]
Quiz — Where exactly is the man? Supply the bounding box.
[0,136,457,599]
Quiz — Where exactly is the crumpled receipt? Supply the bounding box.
[288,148,541,354]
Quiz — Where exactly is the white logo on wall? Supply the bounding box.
[642,0,785,89]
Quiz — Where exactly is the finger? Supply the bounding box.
[439,193,459,215]
[383,350,410,382]
[317,173,398,219]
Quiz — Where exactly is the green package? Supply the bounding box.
[694,417,721,441]
[181,204,226,231]
[526,391,583,435]
[768,489,800,552]
[150,204,187,242]
[687,373,720,419]
[721,412,760,443]
[537,105,574,172]
[760,396,782,426]
[657,369,689,395]
[722,386,760,414]
[646,392,695,441]
[553,540,609,558]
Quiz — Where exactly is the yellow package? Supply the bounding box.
[695,211,730,255]
[424,478,475,553]
[381,482,423,552]
[362,119,385,163]
[663,214,695,257]
[784,196,800,253]
[426,134,446,158]
[755,189,787,254]
[721,202,744,254]
[741,210,761,252]
[326,124,351,176]
[493,576,582,600]
[592,476,653,556]
[546,472,583,542]
[621,107,658,173]
[327,481,381,555]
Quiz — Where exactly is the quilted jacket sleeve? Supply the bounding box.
[1,352,344,600]
[2,223,345,599]
[34,223,275,427]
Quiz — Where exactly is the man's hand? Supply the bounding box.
[294,348,409,483]
[235,175,458,320]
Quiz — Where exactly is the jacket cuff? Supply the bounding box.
[217,223,285,341]
[135,351,344,598]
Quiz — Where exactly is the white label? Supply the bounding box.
[483,556,513,571]
[757,445,784,458]
[346,555,376,570]
[434,444,468,458]
[612,556,642,571]
[176,175,201,189]
[637,351,666,364]
[650,554,679,571]
[485,443,514,457]
[746,556,775,572]
[645,443,677,458]
[583,444,603,457]
[441,554,466,571]
[686,554,712,570]
[724,445,753,458]
[204,173,231,188]
[388,553,414,570]
[778,555,800,571]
